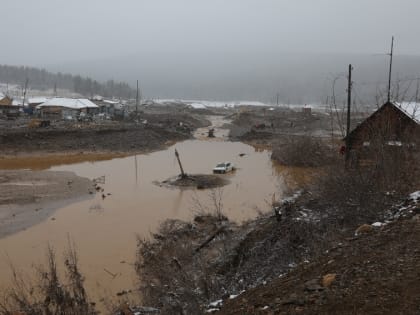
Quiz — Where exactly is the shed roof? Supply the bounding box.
[29,97,49,104]
[38,98,98,109]
[396,102,420,124]
[103,99,120,105]
[346,101,420,141]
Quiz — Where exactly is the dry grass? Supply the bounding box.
[271,136,334,167]
[0,240,97,315]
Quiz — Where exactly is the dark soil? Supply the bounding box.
[0,124,188,154]
[218,214,420,315]
[0,109,210,155]
[160,174,230,189]
[133,181,420,315]
[228,107,336,143]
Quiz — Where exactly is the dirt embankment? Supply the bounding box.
[134,184,420,314]
[0,124,185,154]
[228,108,332,141]
[0,170,94,238]
[219,211,420,315]
[0,110,210,157]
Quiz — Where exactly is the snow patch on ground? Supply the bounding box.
[409,191,420,202]
[372,222,384,227]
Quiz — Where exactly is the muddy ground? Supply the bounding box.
[0,106,210,156]
[159,174,230,189]
[0,170,94,238]
[226,106,366,148]
[218,206,420,315]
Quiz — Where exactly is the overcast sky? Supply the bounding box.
[2,0,419,66]
[2,1,420,101]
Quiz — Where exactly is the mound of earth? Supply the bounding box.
[160,174,230,189]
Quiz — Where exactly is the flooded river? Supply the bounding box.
[0,117,293,306]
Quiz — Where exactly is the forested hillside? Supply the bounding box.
[0,64,135,98]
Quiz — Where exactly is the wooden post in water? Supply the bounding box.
[175,148,186,178]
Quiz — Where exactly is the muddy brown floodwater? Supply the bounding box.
[0,117,301,309]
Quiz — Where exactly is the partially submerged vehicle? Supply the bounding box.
[213,162,234,174]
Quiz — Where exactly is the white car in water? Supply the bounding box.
[213,162,234,174]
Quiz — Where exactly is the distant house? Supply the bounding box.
[0,96,20,118]
[302,104,312,116]
[36,98,99,120]
[92,95,104,101]
[28,97,48,107]
[346,101,420,152]
[27,97,49,114]
[94,99,124,117]
[0,95,13,106]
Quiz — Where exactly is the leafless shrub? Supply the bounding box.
[135,218,228,314]
[0,240,97,315]
[271,135,334,167]
[190,188,227,221]
[135,189,235,314]
[312,142,419,227]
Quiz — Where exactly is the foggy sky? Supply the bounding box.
[2,0,420,101]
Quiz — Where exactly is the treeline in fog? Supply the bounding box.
[0,64,135,99]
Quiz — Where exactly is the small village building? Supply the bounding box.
[346,101,420,164]
[302,104,312,116]
[92,95,104,101]
[36,98,99,120]
[94,99,125,117]
[27,97,49,114]
[0,96,21,118]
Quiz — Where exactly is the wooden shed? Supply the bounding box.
[346,101,420,150]
[345,101,420,167]
[0,96,20,118]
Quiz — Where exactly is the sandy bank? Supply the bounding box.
[0,170,94,238]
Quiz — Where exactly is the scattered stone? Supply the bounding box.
[355,224,374,236]
[305,279,324,292]
[322,273,337,287]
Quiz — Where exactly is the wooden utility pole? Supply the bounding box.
[136,80,139,115]
[22,78,29,107]
[387,36,394,103]
[174,148,186,178]
[276,93,279,106]
[345,64,353,168]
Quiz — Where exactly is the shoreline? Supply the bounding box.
[0,170,94,239]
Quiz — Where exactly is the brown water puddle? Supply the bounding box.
[0,117,312,310]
